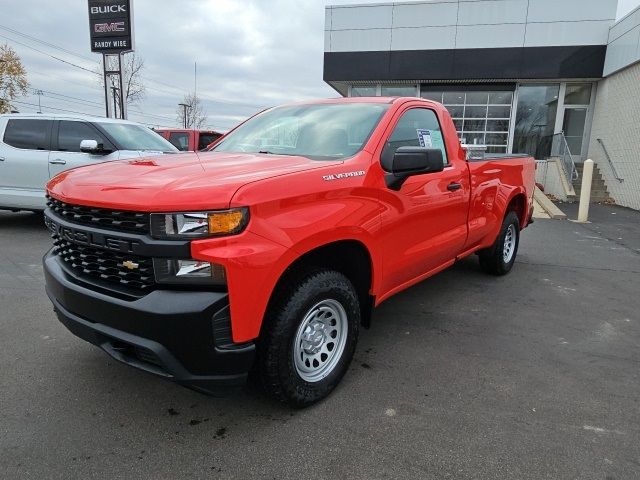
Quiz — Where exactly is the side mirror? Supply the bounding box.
[385,146,445,190]
[80,139,101,154]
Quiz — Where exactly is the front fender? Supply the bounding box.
[191,227,381,344]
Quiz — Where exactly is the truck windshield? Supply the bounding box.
[211,103,389,160]
[97,123,179,153]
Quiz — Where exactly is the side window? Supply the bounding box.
[169,132,190,151]
[198,133,222,150]
[380,108,448,171]
[3,119,51,150]
[57,121,109,152]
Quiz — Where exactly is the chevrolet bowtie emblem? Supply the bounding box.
[122,260,139,270]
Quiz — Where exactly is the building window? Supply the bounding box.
[564,83,592,105]
[380,85,417,97]
[351,86,377,97]
[513,84,560,159]
[423,89,513,153]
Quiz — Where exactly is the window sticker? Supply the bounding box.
[417,129,432,147]
[417,129,447,160]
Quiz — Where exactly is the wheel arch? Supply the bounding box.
[264,239,376,333]
[506,190,528,228]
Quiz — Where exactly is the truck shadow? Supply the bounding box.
[0,211,46,231]
[53,255,494,430]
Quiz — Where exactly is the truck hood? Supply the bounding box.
[47,151,333,211]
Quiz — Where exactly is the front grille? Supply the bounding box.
[47,196,150,234]
[53,237,155,291]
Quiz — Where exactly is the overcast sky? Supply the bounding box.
[1,0,638,131]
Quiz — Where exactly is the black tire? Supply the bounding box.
[257,269,360,407]
[478,211,520,276]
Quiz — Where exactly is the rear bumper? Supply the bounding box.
[43,251,255,394]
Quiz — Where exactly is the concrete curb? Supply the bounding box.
[534,187,567,219]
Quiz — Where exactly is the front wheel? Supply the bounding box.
[478,211,520,275]
[257,270,360,407]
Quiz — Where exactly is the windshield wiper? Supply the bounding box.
[258,150,274,154]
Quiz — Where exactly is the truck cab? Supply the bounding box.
[155,129,224,151]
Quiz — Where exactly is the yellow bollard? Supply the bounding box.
[577,159,594,222]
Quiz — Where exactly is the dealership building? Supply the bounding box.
[323,0,640,210]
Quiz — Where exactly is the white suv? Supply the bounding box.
[0,114,178,211]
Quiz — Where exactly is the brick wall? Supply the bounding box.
[588,61,640,210]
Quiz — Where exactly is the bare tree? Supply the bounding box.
[0,43,28,113]
[122,52,145,105]
[176,92,207,129]
[98,52,145,106]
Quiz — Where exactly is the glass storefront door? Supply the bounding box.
[562,107,588,158]
[558,83,593,162]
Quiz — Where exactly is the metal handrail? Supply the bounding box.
[550,132,578,183]
[596,138,624,183]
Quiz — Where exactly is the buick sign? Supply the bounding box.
[88,0,134,53]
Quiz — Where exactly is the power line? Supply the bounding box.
[28,88,103,108]
[11,100,102,116]
[0,24,95,63]
[0,33,99,75]
[29,70,103,93]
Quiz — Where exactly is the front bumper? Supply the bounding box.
[43,251,255,395]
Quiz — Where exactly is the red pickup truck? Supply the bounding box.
[155,128,223,151]
[43,97,535,406]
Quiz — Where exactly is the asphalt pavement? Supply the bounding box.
[1,208,639,479]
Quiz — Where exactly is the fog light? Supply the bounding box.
[153,259,226,286]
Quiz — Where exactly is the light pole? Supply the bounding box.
[178,103,191,129]
[35,90,43,113]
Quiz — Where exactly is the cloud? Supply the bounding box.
[1,0,377,131]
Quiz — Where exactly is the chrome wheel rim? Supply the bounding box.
[293,299,348,383]
[503,224,516,263]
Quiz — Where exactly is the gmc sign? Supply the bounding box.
[88,0,134,53]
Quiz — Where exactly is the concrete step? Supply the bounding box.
[571,163,611,202]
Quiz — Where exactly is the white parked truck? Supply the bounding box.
[0,114,178,211]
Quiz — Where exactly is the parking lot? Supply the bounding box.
[1,206,639,480]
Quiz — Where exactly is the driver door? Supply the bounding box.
[48,120,119,178]
[378,107,469,294]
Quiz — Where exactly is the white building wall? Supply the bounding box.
[325,0,617,52]
[588,61,640,210]
[603,7,640,75]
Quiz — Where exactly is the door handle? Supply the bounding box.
[447,182,462,191]
[49,159,66,165]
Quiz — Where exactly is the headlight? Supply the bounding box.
[150,208,249,239]
[153,259,227,286]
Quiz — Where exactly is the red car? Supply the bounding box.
[44,97,535,406]
[155,128,223,151]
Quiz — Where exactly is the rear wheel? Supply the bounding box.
[479,211,520,275]
[257,269,360,407]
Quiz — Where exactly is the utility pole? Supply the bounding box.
[111,86,119,119]
[179,103,191,129]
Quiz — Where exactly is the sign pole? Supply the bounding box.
[118,53,127,119]
[102,54,109,117]
[88,0,135,119]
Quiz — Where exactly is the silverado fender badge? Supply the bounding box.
[322,170,365,181]
[122,260,140,270]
